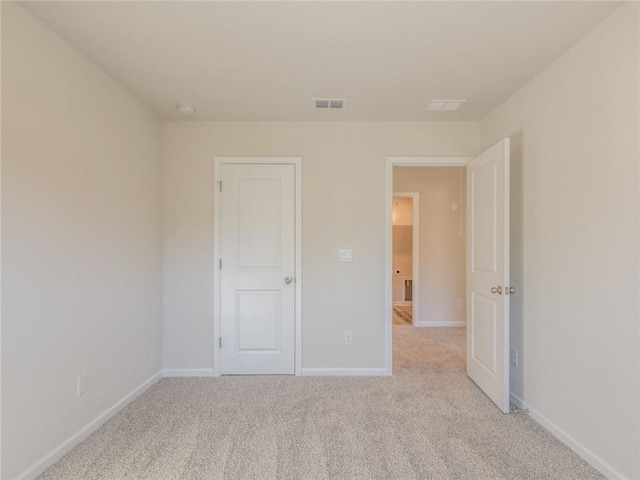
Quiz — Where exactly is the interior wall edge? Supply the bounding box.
[13,370,162,480]
[509,393,628,480]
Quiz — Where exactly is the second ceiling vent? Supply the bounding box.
[313,98,348,110]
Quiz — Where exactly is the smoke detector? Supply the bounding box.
[177,103,196,116]
[312,98,348,110]
[426,99,467,112]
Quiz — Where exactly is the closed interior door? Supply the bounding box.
[220,163,296,374]
[467,138,510,413]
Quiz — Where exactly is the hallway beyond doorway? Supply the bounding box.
[393,306,412,325]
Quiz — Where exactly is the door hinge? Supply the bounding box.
[219,337,222,348]
[219,259,222,270]
[218,181,222,192]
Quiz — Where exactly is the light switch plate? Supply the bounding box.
[339,249,353,262]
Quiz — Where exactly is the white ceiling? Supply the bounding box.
[22,1,621,121]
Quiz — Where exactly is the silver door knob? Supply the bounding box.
[285,277,293,284]
[490,286,503,294]
[506,286,515,295]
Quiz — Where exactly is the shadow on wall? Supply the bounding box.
[509,129,524,399]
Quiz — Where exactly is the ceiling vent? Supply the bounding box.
[313,98,348,110]
[426,99,467,112]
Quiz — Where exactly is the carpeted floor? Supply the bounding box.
[38,327,603,479]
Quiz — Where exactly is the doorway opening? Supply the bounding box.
[391,165,467,330]
[386,142,511,414]
[385,156,471,375]
[392,193,418,326]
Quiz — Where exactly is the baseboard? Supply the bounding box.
[509,392,627,480]
[163,368,215,377]
[301,368,390,377]
[414,321,465,327]
[16,369,162,480]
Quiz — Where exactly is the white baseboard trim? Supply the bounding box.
[510,392,627,480]
[301,368,390,377]
[414,321,465,327]
[16,369,162,480]
[162,368,215,377]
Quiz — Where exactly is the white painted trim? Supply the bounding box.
[386,156,472,376]
[213,158,222,377]
[393,192,419,325]
[294,158,303,376]
[384,159,393,376]
[212,156,303,377]
[15,370,162,480]
[0,4,4,473]
[301,368,389,377]
[163,369,215,377]
[388,156,472,166]
[415,322,466,327]
[510,393,627,480]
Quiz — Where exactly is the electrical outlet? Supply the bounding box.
[458,299,464,309]
[510,349,519,368]
[77,374,88,397]
[344,331,353,345]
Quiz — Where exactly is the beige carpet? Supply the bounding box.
[38,327,603,479]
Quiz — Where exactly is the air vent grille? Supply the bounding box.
[313,98,348,110]
[426,99,467,111]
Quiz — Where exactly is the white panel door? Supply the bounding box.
[220,163,295,374]
[467,138,510,413]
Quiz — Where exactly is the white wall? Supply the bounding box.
[392,197,413,226]
[163,122,480,372]
[394,167,466,326]
[1,3,163,478]
[482,3,639,478]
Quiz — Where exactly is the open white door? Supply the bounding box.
[467,138,510,413]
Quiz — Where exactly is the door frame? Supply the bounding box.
[385,156,472,374]
[213,156,303,377]
[391,192,419,324]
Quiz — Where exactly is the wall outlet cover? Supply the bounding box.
[77,374,88,396]
[510,349,519,367]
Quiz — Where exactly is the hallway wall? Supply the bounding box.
[393,167,466,327]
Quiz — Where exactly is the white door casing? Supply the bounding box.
[466,138,510,413]
[214,158,300,375]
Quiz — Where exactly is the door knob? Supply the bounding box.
[285,276,294,284]
[506,286,515,295]
[490,286,503,294]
